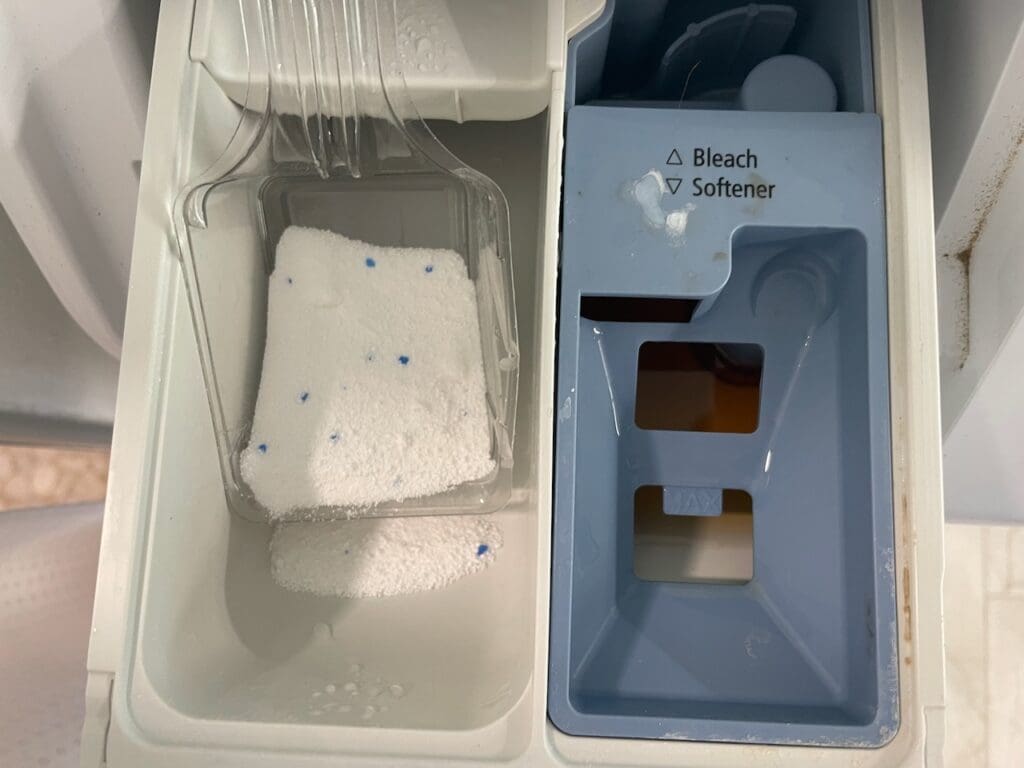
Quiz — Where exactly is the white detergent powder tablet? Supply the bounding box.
[240,226,495,517]
[270,516,503,598]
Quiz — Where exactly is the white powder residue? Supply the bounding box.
[270,515,502,598]
[240,226,495,517]
[665,204,696,236]
[629,169,696,240]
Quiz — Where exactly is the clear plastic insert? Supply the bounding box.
[174,0,518,521]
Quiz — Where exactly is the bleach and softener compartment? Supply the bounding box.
[550,0,898,746]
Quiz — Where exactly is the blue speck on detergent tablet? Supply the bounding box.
[258,443,268,454]
[425,265,433,273]
[476,544,489,557]
[299,391,309,403]
[365,257,376,268]
[398,355,410,365]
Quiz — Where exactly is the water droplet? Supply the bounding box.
[312,622,331,641]
[416,38,433,54]
[349,662,363,675]
[418,63,429,72]
[362,705,376,720]
[344,682,359,695]
[389,684,405,698]
[324,683,336,694]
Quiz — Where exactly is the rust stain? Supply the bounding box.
[901,565,913,645]
[960,122,1024,254]
[744,172,771,217]
[897,494,913,658]
[943,124,1024,370]
[954,249,972,273]
[901,494,910,544]
[942,249,972,368]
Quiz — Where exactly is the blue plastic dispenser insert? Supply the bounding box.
[550,0,898,748]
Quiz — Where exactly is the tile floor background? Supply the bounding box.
[0,446,109,511]
[943,523,1024,767]
[0,444,1020,766]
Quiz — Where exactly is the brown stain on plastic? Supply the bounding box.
[942,248,972,368]
[963,124,1024,254]
[741,172,772,217]
[942,124,1024,369]
[899,493,913,658]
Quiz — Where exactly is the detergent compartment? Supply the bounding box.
[125,0,554,751]
[549,0,899,746]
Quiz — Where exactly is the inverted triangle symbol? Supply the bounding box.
[665,177,682,194]
[666,148,683,165]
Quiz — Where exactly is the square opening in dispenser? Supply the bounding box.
[633,486,753,584]
[635,342,762,432]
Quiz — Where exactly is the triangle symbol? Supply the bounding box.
[666,148,683,165]
[666,177,682,195]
